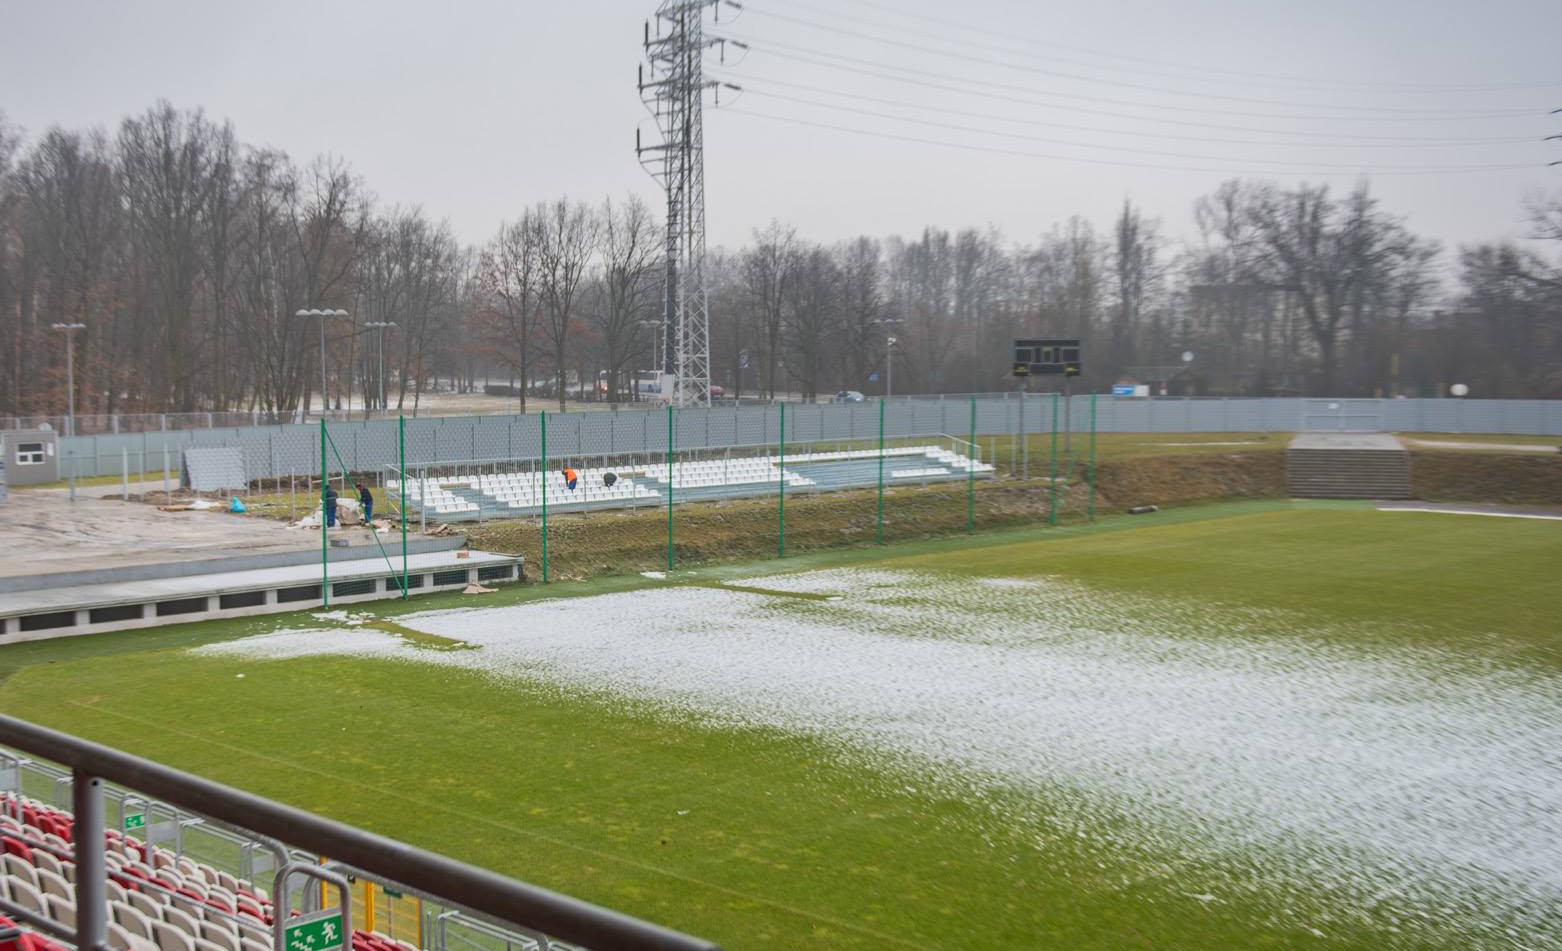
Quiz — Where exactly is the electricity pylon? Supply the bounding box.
[638,0,743,406]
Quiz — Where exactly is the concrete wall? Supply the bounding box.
[53,397,1562,481]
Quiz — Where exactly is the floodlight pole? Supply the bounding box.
[296,309,350,418]
[50,323,86,437]
[366,321,397,417]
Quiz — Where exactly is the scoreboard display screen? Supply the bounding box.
[1013,339,1081,377]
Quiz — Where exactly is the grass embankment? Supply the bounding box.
[1409,452,1562,506]
[2,509,1558,951]
[462,451,1287,581]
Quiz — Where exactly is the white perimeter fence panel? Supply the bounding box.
[52,397,1562,479]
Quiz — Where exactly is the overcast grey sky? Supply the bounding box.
[2,0,1558,253]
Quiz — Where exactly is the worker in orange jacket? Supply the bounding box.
[561,467,579,491]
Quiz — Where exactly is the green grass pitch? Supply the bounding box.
[2,501,1558,950]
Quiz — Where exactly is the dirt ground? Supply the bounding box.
[0,484,380,578]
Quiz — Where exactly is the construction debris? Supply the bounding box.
[426,523,455,537]
[461,583,496,595]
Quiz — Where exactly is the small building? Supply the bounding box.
[1,429,60,486]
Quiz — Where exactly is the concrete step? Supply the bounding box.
[1285,445,1412,499]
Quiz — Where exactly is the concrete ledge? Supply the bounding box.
[0,549,523,643]
[0,535,467,594]
[1289,433,1405,452]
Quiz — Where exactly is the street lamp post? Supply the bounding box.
[296,309,350,418]
[50,323,86,436]
[365,321,397,417]
[871,318,903,400]
[886,335,896,399]
[637,319,663,402]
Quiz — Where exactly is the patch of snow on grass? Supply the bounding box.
[196,628,409,661]
[211,568,1562,941]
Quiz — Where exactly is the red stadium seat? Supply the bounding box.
[1,835,33,862]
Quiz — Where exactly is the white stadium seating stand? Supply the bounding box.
[389,445,993,522]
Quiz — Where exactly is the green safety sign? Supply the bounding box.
[123,813,146,831]
[284,912,344,951]
[381,887,403,899]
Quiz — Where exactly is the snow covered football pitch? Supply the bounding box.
[6,505,1560,950]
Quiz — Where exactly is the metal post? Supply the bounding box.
[666,404,674,570]
[886,334,893,400]
[321,419,329,606]
[1064,376,1073,460]
[1020,382,1029,480]
[967,396,976,535]
[319,317,328,419]
[1088,393,1098,522]
[541,411,549,583]
[72,770,107,951]
[122,448,129,499]
[163,445,170,494]
[778,402,785,557]
[400,414,409,598]
[65,331,76,438]
[876,398,885,545]
[1048,393,1060,526]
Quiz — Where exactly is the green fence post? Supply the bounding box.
[967,396,976,535]
[876,398,885,545]
[1088,393,1098,522]
[541,410,549,584]
[778,402,786,557]
[666,404,674,570]
[399,414,409,598]
[320,418,329,606]
[1048,392,1060,526]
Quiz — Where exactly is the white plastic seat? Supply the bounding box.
[109,920,159,951]
[6,875,47,915]
[169,892,207,921]
[114,900,158,939]
[151,920,196,951]
[46,893,76,928]
[2,852,38,887]
[128,889,166,917]
[163,902,202,934]
[198,923,240,951]
[32,848,66,880]
[36,865,72,900]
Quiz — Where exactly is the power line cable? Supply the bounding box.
[738,6,1552,112]
[725,90,1544,171]
[782,0,1562,94]
[721,107,1540,176]
[723,34,1540,121]
[716,72,1536,149]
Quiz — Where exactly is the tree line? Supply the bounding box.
[2,101,1558,423]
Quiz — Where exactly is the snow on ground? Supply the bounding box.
[201,568,1562,941]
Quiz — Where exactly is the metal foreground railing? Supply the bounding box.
[0,715,720,951]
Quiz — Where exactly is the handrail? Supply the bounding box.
[0,715,720,951]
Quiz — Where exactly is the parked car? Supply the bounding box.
[832,390,866,403]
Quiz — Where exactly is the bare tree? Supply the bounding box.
[592,194,659,403]
[1110,200,1161,379]
[118,102,229,410]
[478,213,543,411]
[743,220,799,399]
[835,237,884,393]
[783,245,840,400]
[535,198,596,410]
